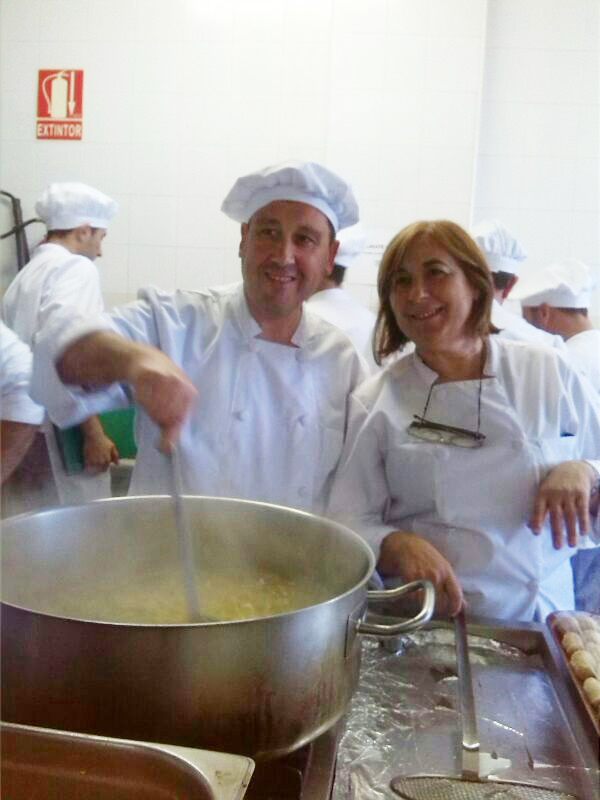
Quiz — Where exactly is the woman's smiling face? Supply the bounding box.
[389,234,479,355]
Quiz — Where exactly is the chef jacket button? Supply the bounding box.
[297,415,306,427]
[297,486,308,498]
[234,410,246,421]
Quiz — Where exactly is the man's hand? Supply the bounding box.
[529,460,598,549]
[127,349,198,453]
[82,428,119,473]
[377,530,464,617]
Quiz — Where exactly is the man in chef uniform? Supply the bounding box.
[512,258,600,611]
[31,161,367,513]
[307,222,378,372]
[471,218,567,351]
[1,321,45,488]
[511,258,600,394]
[2,182,119,505]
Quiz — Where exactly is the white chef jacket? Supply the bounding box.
[308,288,378,373]
[328,335,600,622]
[491,299,566,351]
[566,330,600,394]
[0,321,45,425]
[2,242,111,504]
[32,283,367,514]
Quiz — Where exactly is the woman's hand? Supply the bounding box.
[377,530,464,617]
[529,460,599,549]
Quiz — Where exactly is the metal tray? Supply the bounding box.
[1,721,254,800]
[332,617,600,800]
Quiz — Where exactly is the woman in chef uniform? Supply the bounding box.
[328,220,600,622]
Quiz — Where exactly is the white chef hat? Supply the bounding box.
[511,258,597,309]
[35,182,118,230]
[335,223,368,268]
[470,218,527,275]
[221,160,359,233]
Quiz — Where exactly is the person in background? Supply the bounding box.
[308,223,377,371]
[511,257,600,614]
[31,161,367,514]
[328,220,600,623]
[470,218,566,351]
[2,182,119,506]
[0,321,45,486]
[511,258,600,394]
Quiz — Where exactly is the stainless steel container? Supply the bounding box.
[1,496,433,759]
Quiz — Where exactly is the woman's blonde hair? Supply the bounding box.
[373,220,494,364]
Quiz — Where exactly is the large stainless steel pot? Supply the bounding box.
[1,496,433,759]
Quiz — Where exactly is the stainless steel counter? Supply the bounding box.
[332,619,600,799]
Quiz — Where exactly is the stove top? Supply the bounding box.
[244,723,342,800]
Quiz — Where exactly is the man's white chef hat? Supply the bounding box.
[470,218,527,275]
[221,160,359,233]
[335,223,368,268]
[35,182,118,230]
[511,258,597,309]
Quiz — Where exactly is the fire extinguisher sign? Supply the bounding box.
[37,69,83,140]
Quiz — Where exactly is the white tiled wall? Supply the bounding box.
[0,0,597,322]
[472,0,600,321]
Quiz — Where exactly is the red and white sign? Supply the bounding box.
[37,69,84,140]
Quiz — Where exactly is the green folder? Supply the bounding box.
[55,407,137,474]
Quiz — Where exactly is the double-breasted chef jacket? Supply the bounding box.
[328,335,600,622]
[33,282,367,514]
[2,242,112,504]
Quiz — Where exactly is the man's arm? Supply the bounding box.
[57,331,198,453]
[1,421,38,483]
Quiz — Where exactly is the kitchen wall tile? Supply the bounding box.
[100,193,129,246]
[418,147,474,204]
[330,37,386,90]
[132,42,183,95]
[415,200,472,227]
[476,101,527,156]
[82,43,135,95]
[386,0,430,36]
[528,0,588,50]
[516,208,574,264]
[128,245,179,293]
[183,0,235,43]
[78,144,132,196]
[230,41,285,89]
[131,143,178,197]
[472,155,526,209]
[176,196,230,248]
[519,157,576,211]
[282,0,334,43]
[574,104,600,159]
[279,42,331,93]
[176,246,230,290]
[481,47,530,105]
[83,92,133,144]
[0,42,39,96]
[279,94,329,150]
[326,145,380,202]
[179,94,235,148]
[328,91,384,146]
[427,0,486,37]
[0,91,36,143]
[176,146,230,199]
[425,36,483,93]
[383,36,428,95]
[582,0,600,50]
[224,93,280,151]
[129,195,178,246]
[130,93,183,145]
[34,140,86,186]
[569,211,600,263]
[179,42,234,96]
[377,146,421,203]
[87,0,136,42]
[37,0,90,43]
[99,242,129,295]
[526,49,585,105]
[484,0,535,49]
[0,141,39,194]
[1,0,43,41]
[134,0,186,42]
[332,0,388,37]
[522,104,581,159]
[232,0,285,41]
[421,91,479,148]
[572,159,599,213]
[378,93,424,147]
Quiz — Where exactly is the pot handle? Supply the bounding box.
[357,579,435,637]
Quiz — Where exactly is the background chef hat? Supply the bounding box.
[470,218,527,274]
[335,223,368,268]
[510,258,597,309]
[221,160,359,233]
[35,182,118,230]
